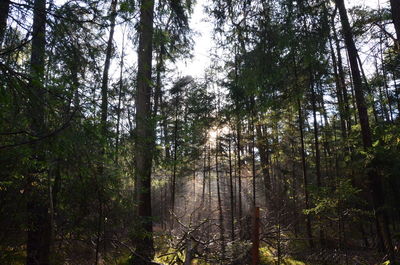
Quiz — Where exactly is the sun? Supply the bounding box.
[207,125,230,143]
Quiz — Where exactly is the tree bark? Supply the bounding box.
[236,120,243,238]
[329,34,347,139]
[0,0,10,47]
[215,132,225,260]
[310,74,325,247]
[101,0,117,138]
[228,133,235,241]
[26,1,51,265]
[390,0,400,48]
[132,0,155,263]
[250,115,256,207]
[256,124,270,206]
[297,98,314,249]
[115,28,125,163]
[336,0,396,262]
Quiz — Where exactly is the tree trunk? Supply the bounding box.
[336,0,396,262]
[95,2,118,263]
[297,98,314,249]
[329,34,347,139]
[236,120,243,238]
[153,41,164,117]
[171,106,179,215]
[201,146,207,207]
[26,1,51,265]
[115,29,125,163]
[251,115,256,207]
[132,0,155,262]
[100,0,117,138]
[310,74,325,247]
[228,134,235,241]
[215,132,225,260]
[390,0,400,48]
[256,124,270,206]
[0,0,10,47]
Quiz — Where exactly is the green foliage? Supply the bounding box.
[260,247,305,265]
[306,179,361,218]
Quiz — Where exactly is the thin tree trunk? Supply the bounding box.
[290,136,299,237]
[345,50,360,124]
[153,41,164,117]
[236,120,243,239]
[202,146,207,207]
[297,98,314,249]
[356,53,379,123]
[171,107,178,214]
[100,0,117,138]
[115,29,125,163]
[329,34,347,139]
[379,32,394,122]
[256,124,270,206]
[228,133,235,241]
[336,0,396,262]
[251,115,256,207]
[96,2,118,263]
[133,0,155,262]
[215,132,225,260]
[310,74,325,247]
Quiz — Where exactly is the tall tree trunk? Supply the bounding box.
[115,28,125,163]
[171,106,178,215]
[236,119,243,238]
[290,135,299,237]
[390,0,400,48]
[26,1,51,265]
[201,146,207,207]
[329,34,347,139]
[310,74,325,247]
[95,2,118,263]
[132,0,155,263]
[333,30,352,133]
[153,41,164,117]
[297,98,314,248]
[336,0,396,262]
[228,133,235,241]
[215,133,225,260]
[251,115,256,207]
[100,0,117,138]
[379,32,394,122]
[208,143,212,211]
[0,0,10,47]
[356,53,380,123]
[345,51,360,124]
[256,124,270,206]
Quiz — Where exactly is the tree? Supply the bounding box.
[26,0,52,264]
[0,0,10,46]
[336,0,396,262]
[132,0,156,263]
[390,0,400,48]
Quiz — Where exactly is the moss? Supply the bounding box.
[260,247,306,265]
[153,248,185,264]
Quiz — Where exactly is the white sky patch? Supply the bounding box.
[174,0,213,78]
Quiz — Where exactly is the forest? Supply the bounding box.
[1,0,400,264]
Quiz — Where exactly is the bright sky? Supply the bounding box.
[174,0,212,78]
